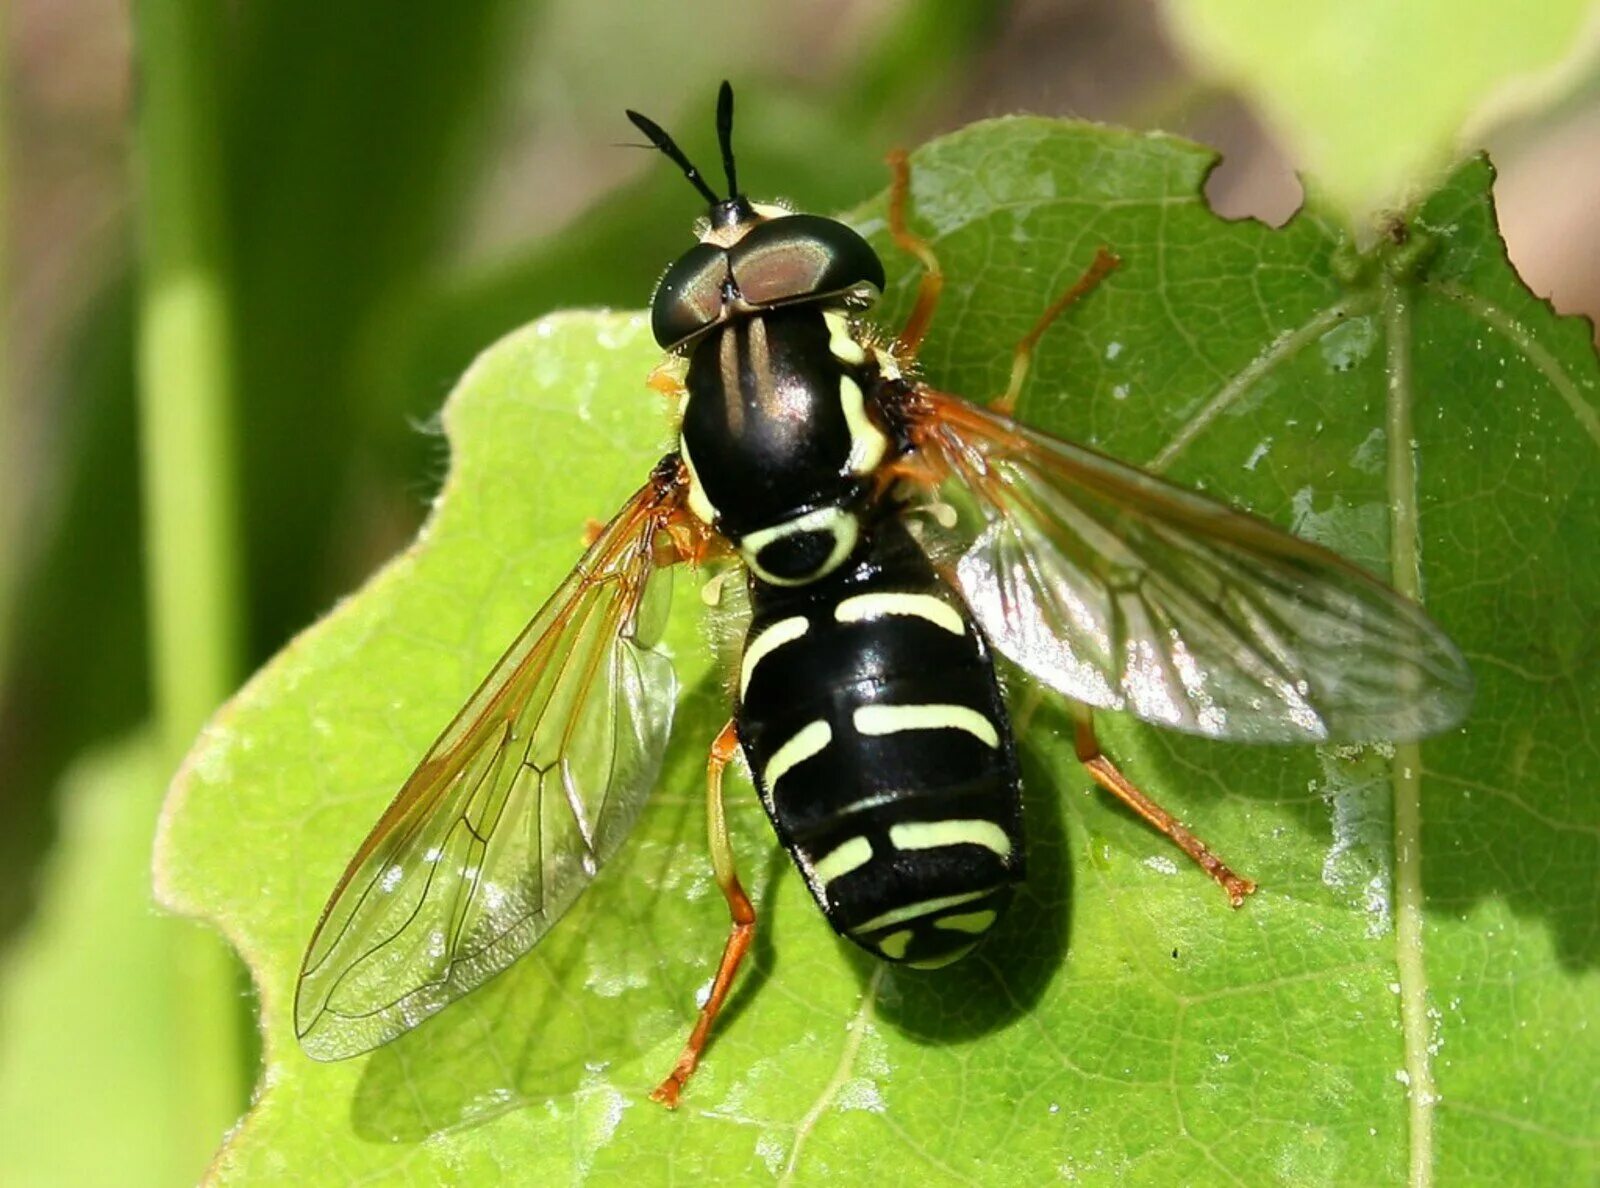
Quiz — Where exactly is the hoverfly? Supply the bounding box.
[295,84,1472,1107]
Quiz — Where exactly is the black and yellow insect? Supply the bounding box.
[295,84,1472,1106]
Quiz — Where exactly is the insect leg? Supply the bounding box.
[1073,711,1256,907]
[651,719,754,1108]
[646,359,686,401]
[993,247,1120,416]
[886,148,944,360]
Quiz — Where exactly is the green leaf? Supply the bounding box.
[157,119,1600,1183]
[1162,0,1600,223]
[0,734,223,1186]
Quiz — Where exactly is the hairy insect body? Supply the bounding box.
[678,289,1025,967]
[738,517,1024,967]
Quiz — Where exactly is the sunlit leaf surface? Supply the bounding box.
[0,737,189,1187]
[157,120,1599,1184]
[1163,0,1599,222]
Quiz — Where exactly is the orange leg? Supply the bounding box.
[886,148,944,360]
[993,247,1121,416]
[647,359,686,401]
[870,450,943,504]
[651,720,754,1108]
[653,494,720,569]
[1074,714,1256,908]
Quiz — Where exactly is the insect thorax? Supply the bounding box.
[679,303,892,587]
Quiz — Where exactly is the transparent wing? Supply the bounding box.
[296,466,690,1059]
[907,390,1473,744]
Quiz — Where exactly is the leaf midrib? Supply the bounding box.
[1383,274,1437,1188]
[1138,263,1441,1183]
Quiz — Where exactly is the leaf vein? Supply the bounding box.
[780,965,886,1184]
[1148,293,1377,473]
[1384,278,1437,1188]
[1428,280,1600,452]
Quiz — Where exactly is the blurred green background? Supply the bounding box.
[2,1,1598,1183]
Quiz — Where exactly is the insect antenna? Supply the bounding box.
[715,79,740,198]
[625,107,721,206]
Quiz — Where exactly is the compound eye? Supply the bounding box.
[651,243,729,348]
[730,215,886,310]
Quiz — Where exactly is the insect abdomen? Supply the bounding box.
[738,519,1024,969]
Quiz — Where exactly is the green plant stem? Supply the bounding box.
[0,1,15,688]
[133,0,249,1176]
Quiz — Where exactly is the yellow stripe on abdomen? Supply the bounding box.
[849,888,996,935]
[739,615,809,700]
[810,835,873,886]
[852,703,1000,748]
[889,819,1013,859]
[763,720,832,792]
[834,591,965,636]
